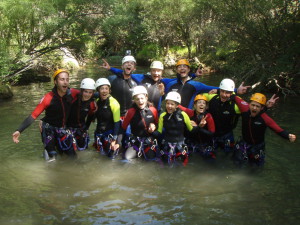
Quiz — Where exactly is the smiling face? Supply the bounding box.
[150,68,163,82]
[220,89,233,102]
[81,89,94,101]
[122,61,136,77]
[194,99,207,114]
[54,72,69,96]
[133,93,148,109]
[176,64,190,80]
[249,101,263,117]
[98,85,110,100]
[166,100,178,114]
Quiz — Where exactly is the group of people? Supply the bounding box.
[12,55,296,167]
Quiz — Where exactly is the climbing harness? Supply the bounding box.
[95,131,119,158]
[126,136,158,161]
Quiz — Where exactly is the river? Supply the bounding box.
[1,64,300,225]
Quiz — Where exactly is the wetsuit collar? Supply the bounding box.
[176,73,192,84]
[52,86,70,97]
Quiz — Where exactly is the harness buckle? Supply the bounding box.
[138,150,142,158]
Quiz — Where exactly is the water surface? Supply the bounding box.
[1,66,299,225]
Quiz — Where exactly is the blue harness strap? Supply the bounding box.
[95,130,119,157]
[56,128,74,151]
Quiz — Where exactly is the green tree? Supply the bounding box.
[209,0,300,94]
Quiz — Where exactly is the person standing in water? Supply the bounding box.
[121,86,158,161]
[232,93,296,166]
[66,78,97,151]
[12,69,79,161]
[90,78,121,159]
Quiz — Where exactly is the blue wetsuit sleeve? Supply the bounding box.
[109,67,123,75]
[161,78,176,87]
[193,81,219,93]
[190,73,196,80]
[107,75,117,84]
[164,79,177,94]
[131,74,145,84]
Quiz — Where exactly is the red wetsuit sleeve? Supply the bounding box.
[206,113,215,133]
[70,88,80,102]
[149,106,159,125]
[234,96,249,113]
[31,92,53,119]
[261,113,289,140]
[88,101,97,116]
[178,105,194,118]
[122,108,136,130]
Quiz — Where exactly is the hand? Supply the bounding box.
[12,131,20,143]
[266,94,279,108]
[101,59,111,70]
[110,140,120,151]
[39,120,43,133]
[157,82,165,96]
[237,82,251,95]
[148,123,156,133]
[195,66,203,77]
[289,134,296,142]
[190,120,197,126]
[199,115,207,127]
[209,89,217,94]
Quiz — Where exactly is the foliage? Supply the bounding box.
[0,0,299,94]
[208,0,300,93]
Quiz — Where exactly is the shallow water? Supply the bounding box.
[1,66,300,225]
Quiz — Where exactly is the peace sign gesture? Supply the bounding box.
[199,115,207,127]
[266,94,279,108]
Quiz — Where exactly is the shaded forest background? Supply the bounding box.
[0,0,299,95]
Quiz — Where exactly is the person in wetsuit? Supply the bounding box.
[106,55,138,118]
[232,93,296,166]
[153,91,200,166]
[203,78,241,153]
[102,59,165,109]
[121,85,159,160]
[90,78,121,159]
[164,59,219,109]
[179,94,216,159]
[12,69,79,161]
[67,78,97,151]
[165,59,251,109]
[102,59,203,110]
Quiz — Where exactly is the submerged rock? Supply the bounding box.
[0,84,13,99]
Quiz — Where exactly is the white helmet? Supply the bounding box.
[122,55,136,65]
[165,91,181,104]
[95,78,111,89]
[150,61,164,70]
[219,78,235,92]
[132,85,148,98]
[80,78,95,90]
